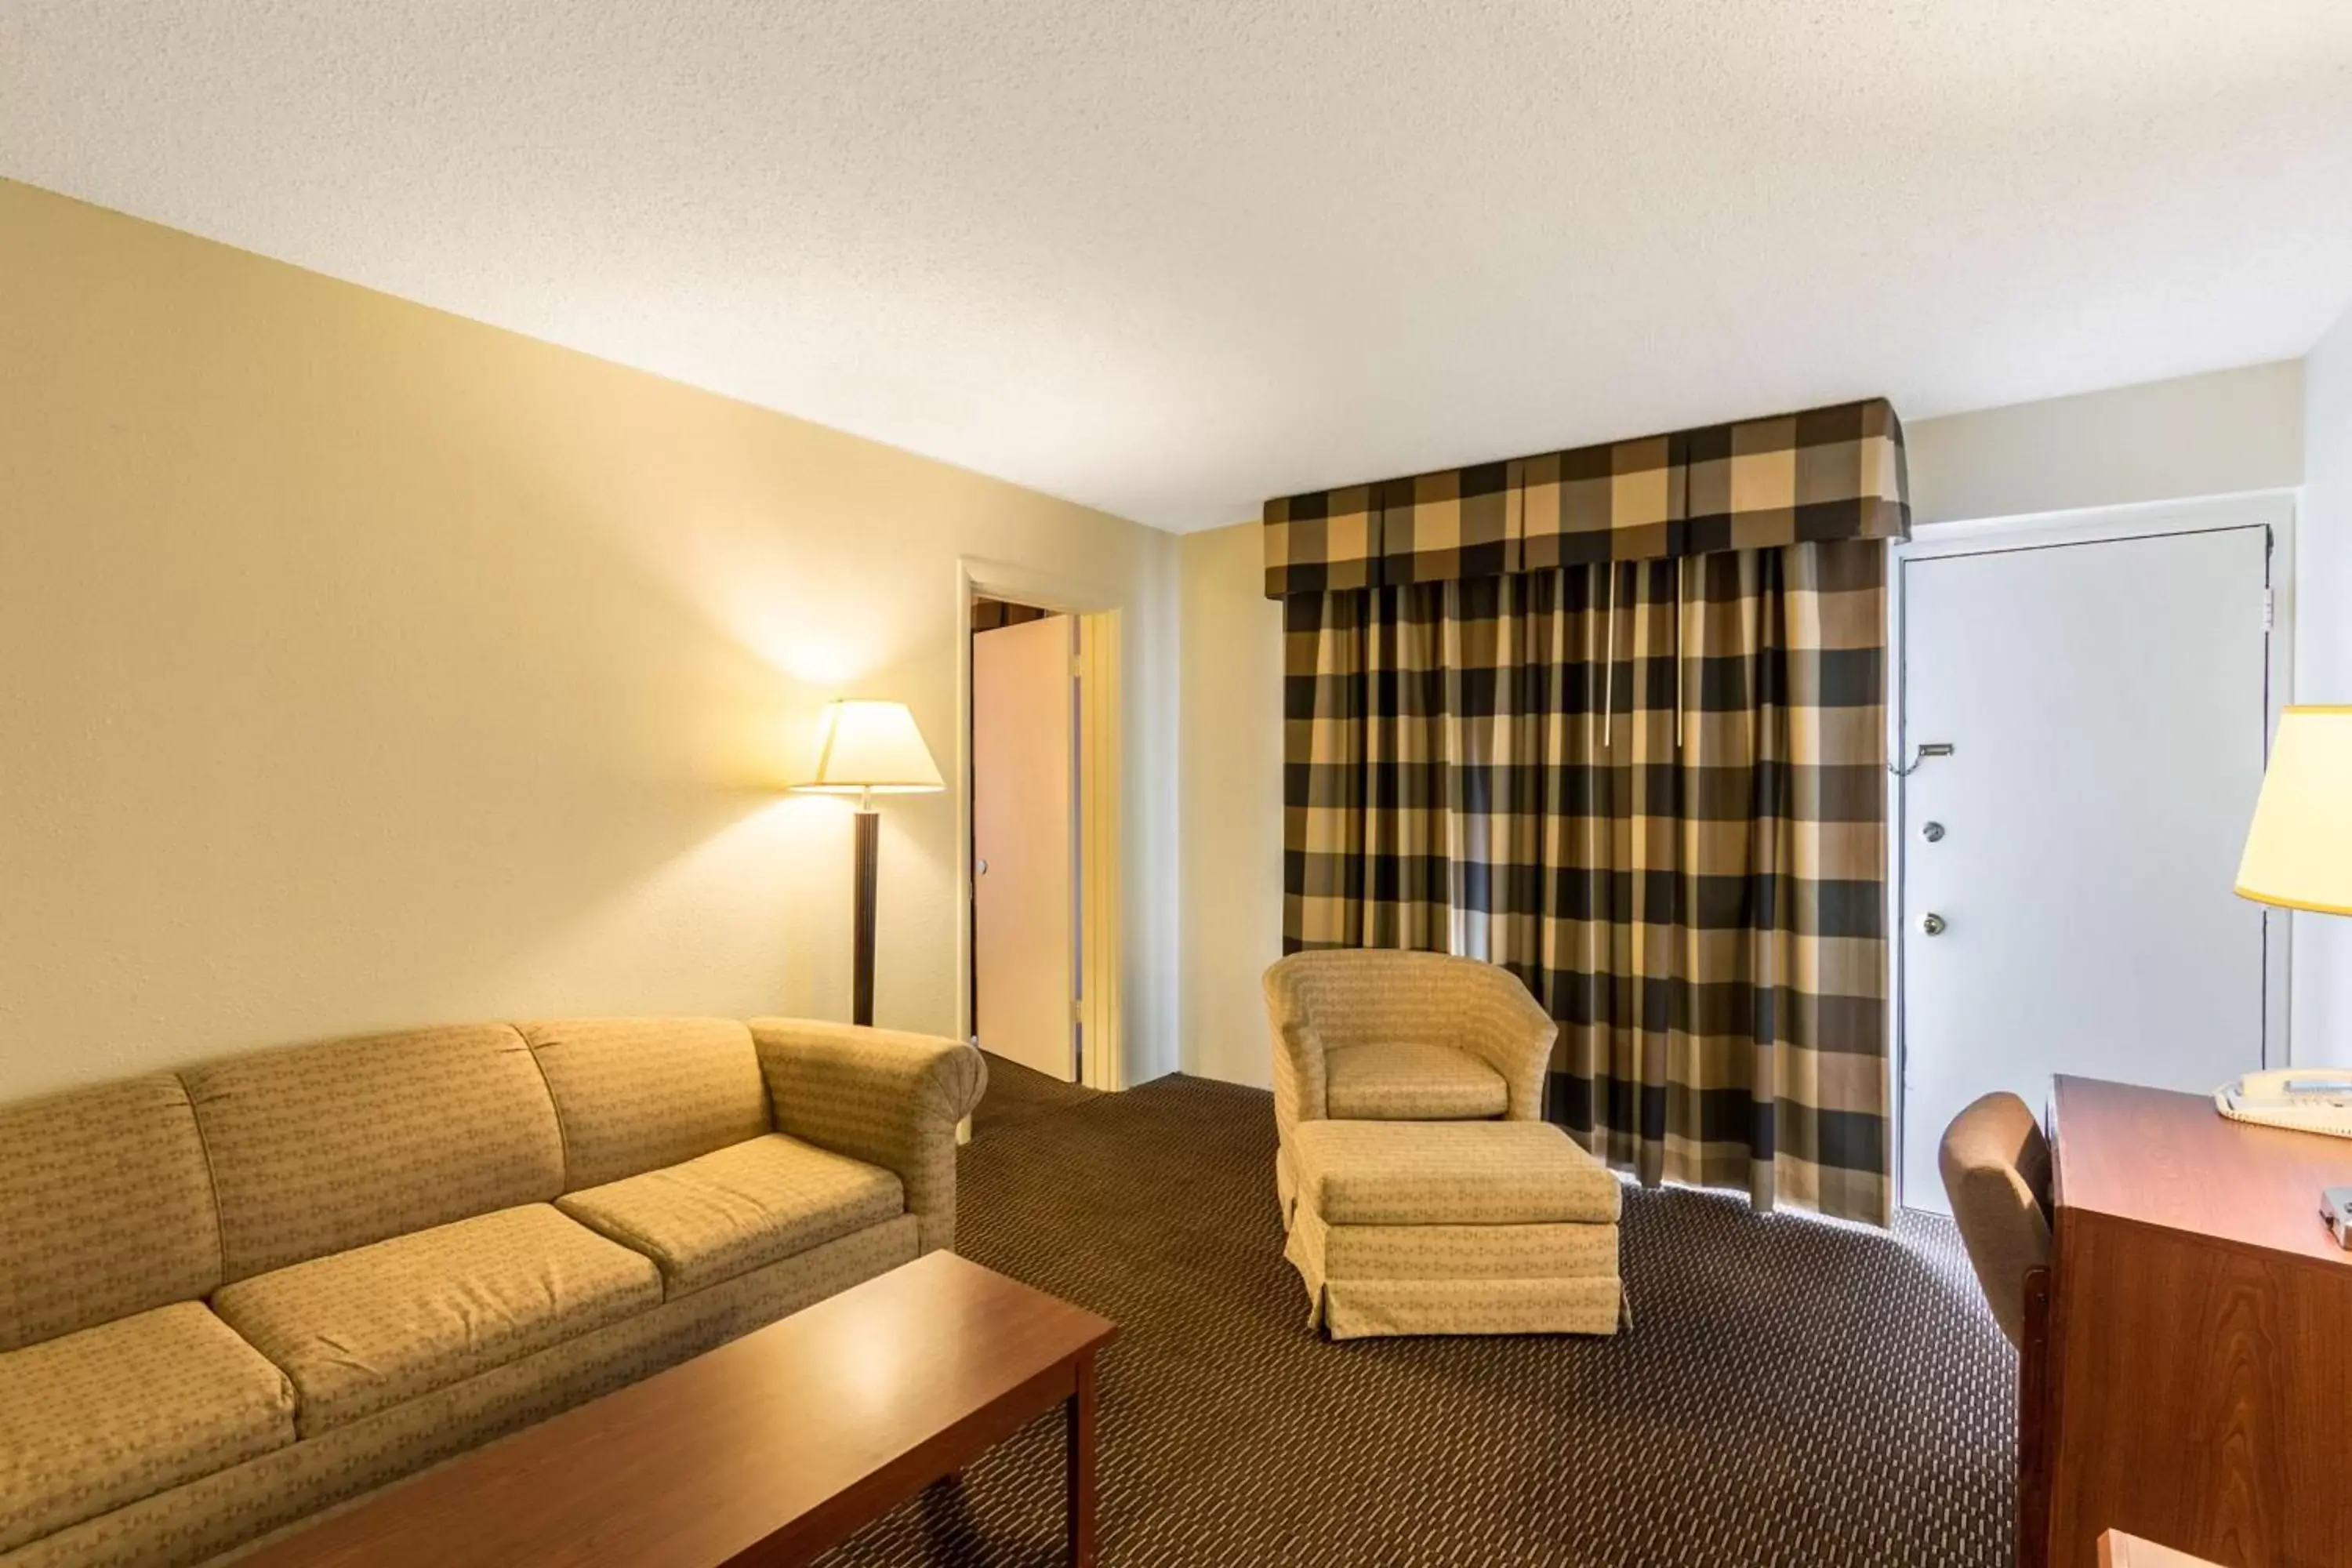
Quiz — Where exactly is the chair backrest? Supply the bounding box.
[1937,1091,2053,1348]
[1264,948,1526,1050]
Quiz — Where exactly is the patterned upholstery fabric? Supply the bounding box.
[1303,1217,1622,1282]
[210,1206,660,1437]
[1308,1275,1624,1340]
[2,1218,920,1568]
[0,1014,960,1564]
[1265,950,1556,1222]
[557,1134,903,1299]
[0,1077,222,1353]
[1284,1121,1624,1339]
[0,1305,293,1554]
[183,1025,565,1282]
[521,1019,771,1192]
[1323,1041,1508,1121]
[1290,1120,1621,1227]
[751,1018,986,1254]
[1267,949,1554,1123]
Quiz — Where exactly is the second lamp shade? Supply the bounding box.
[2235,706,2352,916]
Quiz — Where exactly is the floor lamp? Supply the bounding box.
[793,700,945,1027]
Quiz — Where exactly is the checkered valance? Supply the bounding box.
[1261,397,1908,597]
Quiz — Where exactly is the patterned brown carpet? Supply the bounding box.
[969,1051,1098,1137]
[820,1073,2012,1568]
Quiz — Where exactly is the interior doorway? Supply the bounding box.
[1891,495,2291,1212]
[964,588,1123,1091]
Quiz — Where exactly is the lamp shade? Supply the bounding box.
[2235,706,2352,916]
[793,700,945,795]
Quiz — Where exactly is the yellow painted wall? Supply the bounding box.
[1177,521,1285,1087]
[0,178,1178,1102]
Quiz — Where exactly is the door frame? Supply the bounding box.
[1886,488,2297,1208]
[955,557,1127,1091]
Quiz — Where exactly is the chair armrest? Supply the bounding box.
[1270,1018,1330,1134]
[750,1018,986,1254]
[1457,979,1558,1120]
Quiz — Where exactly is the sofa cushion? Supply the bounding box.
[0,1076,223,1353]
[523,1019,771,1191]
[1290,1120,1622,1226]
[1323,1041,1509,1120]
[183,1025,566,1282]
[210,1206,661,1437]
[557,1134,904,1298]
[0,1302,295,1554]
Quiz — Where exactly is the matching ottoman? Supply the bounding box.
[1283,1120,1624,1339]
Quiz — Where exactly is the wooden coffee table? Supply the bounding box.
[239,1250,1118,1567]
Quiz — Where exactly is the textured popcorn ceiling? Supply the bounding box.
[5,2,2351,532]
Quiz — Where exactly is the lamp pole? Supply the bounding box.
[792,701,943,1032]
[852,783,878,1028]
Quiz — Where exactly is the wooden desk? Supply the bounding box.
[2046,1076,2352,1568]
[238,1252,1119,1568]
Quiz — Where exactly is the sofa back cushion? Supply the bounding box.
[183,1025,565,1282]
[521,1018,769,1191]
[0,1076,223,1352]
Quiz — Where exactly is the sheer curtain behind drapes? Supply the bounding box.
[1283,540,1890,1224]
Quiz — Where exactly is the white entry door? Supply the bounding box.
[1898,521,2274,1212]
[972,614,1078,1081]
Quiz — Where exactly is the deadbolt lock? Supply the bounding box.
[1922,821,1945,843]
[1922,913,1947,937]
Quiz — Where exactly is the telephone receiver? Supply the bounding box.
[2216,1068,2352,1138]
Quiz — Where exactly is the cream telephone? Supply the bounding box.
[2215,1068,2352,1138]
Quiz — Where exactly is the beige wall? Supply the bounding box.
[1904,360,2303,525]
[1177,523,1286,1087]
[1173,363,2332,1085]
[0,179,1179,1102]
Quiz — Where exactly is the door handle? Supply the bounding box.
[1922,913,1947,937]
[976,858,989,877]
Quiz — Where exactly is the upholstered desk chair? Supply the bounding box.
[1262,949,1557,1224]
[1938,1091,2053,1347]
[1938,1090,2055,1568]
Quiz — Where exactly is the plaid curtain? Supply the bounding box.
[1283,542,1890,1223]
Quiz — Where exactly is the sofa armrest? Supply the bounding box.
[1456,978,1558,1121]
[749,1018,986,1255]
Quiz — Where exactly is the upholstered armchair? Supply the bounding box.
[1262,949,1559,1222]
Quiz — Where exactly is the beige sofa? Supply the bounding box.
[0,1016,985,1568]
